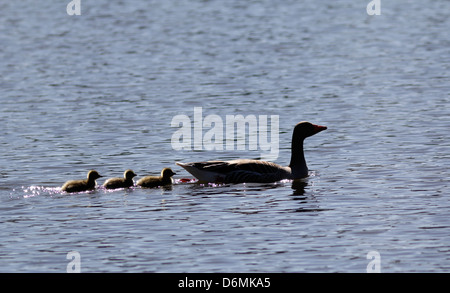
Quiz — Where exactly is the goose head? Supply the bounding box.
[293,121,327,140]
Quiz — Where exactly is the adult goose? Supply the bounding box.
[176,121,326,183]
[103,169,137,189]
[61,170,103,193]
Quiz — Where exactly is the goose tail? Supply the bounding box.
[175,162,223,183]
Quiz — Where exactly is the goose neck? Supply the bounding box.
[289,138,308,177]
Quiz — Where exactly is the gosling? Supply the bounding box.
[103,169,137,189]
[61,170,103,193]
[137,168,176,188]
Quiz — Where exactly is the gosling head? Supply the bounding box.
[161,168,176,178]
[124,169,137,179]
[87,170,102,181]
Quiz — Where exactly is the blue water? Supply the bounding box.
[0,0,449,272]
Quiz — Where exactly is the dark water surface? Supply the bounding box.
[0,0,449,272]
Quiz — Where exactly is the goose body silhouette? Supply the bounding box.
[176,121,326,183]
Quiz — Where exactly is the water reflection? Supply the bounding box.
[180,179,287,197]
[291,179,307,195]
[160,185,173,192]
[290,179,330,213]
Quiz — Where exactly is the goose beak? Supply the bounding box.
[313,124,327,133]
